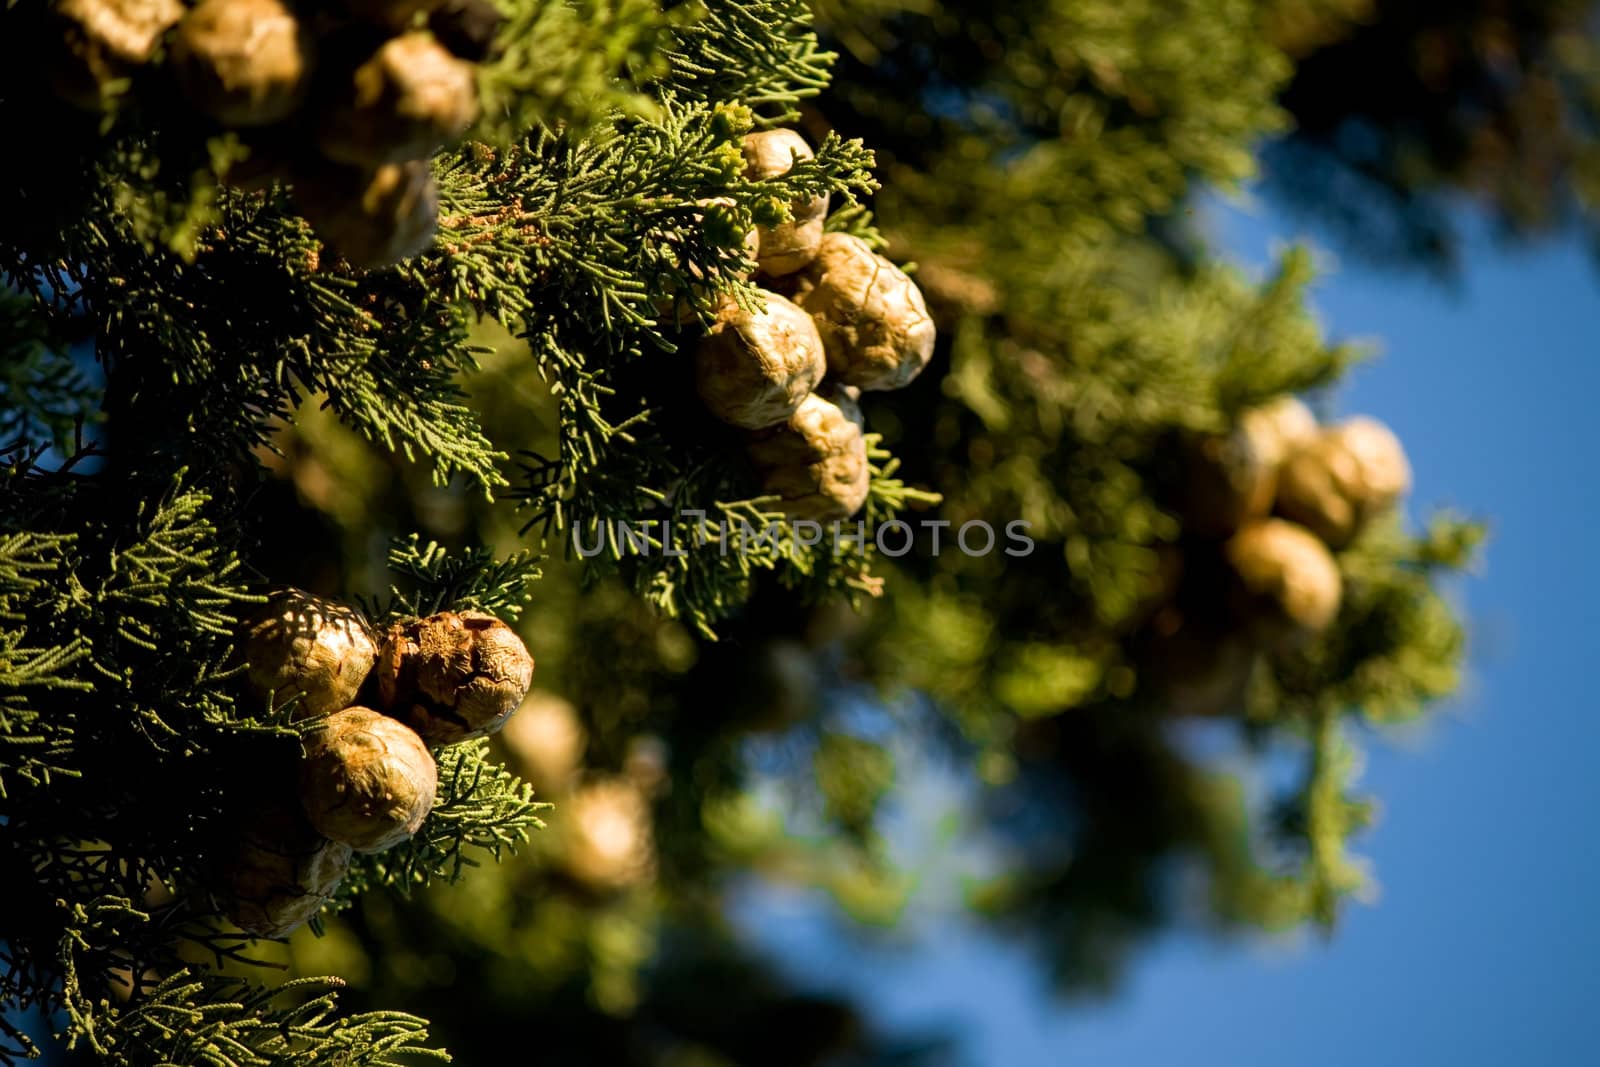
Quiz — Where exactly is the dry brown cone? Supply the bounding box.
[377,610,535,746]
[1224,518,1344,648]
[170,0,314,127]
[1276,415,1411,547]
[239,588,377,720]
[1180,397,1315,538]
[742,129,830,277]
[298,707,437,852]
[1180,426,1277,539]
[219,799,352,938]
[316,32,479,166]
[695,291,827,429]
[48,0,185,109]
[743,387,870,521]
[791,233,936,392]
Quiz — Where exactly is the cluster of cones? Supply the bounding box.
[48,0,501,266]
[1140,398,1412,716]
[221,590,533,936]
[685,128,938,521]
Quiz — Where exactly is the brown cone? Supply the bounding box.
[48,0,184,109]
[316,32,479,167]
[1180,396,1317,538]
[220,799,351,938]
[1276,416,1411,547]
[743,388,870,522]
[1224,518,1343,647]
[240,588,377,720]
[695,291,827,429]
[298,708,437,852]
[742,129,829,277]
[376,611,535,745]
[293,159,439,268]
[171,0,314,127]
[791,233,936,392]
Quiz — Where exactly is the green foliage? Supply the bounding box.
[1256,513,1480,726]
[0,0,930,1059]
[0,465,553,1061]
[65,972,446,1067]
[338,740,547,898]
[0,0,1504,1062]
[661,0,837,116]
[813,733,895,835]
[371,535,543,623]
[474,0,676,143]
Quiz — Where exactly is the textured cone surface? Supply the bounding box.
[171,0,313,126]
[1225,518,1343,644]
[793,233,936,391]
[241,588,377,720]
[695,292,826,429]
[377,610,535,745]
[316,32,478,166]
[221,800,352,937]
[1277,416,1411,547]
[49,0,185,109]
[560,778,656,894]
[298,707,437,852]
[742,129,829,277]
[498,690,585,796]
[295,159,439,268]
[744,388,869,521]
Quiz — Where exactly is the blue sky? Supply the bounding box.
[734,193,1600,1065]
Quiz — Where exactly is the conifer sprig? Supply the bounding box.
[338,740,548,897]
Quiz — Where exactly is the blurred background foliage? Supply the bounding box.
[217,0,1600,1062]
